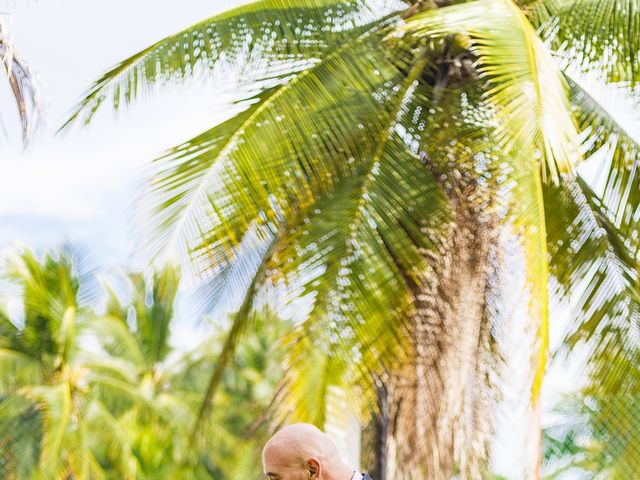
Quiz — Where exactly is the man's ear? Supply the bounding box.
[307,458,321,478]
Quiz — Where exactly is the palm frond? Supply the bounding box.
[192,224,277,440]
[273,132,448,421]
[82,400,137,478]
[89,318,146,369]
[0,348,42,392]
[82,354,140,385]
[22,382,72,479]
[551,179,639,352]
[138,29,425,299]
[2,249,86,381]
[544,79,640,401]
[402,0,581,183]
[188,38,453,447]
[530,0,640,87]
[138,86,281,259]
[130,265,180,365]
[569,78,640,257]
[0,396,42,479]
[61,0,404,128]
[0,20,40,146]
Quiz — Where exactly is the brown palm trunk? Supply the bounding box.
[385,186,500,479]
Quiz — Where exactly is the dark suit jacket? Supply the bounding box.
[362,475,372,480]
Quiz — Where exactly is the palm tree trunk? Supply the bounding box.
[386,187,500,479]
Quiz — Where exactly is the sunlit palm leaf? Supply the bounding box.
[142,30,421,293]
[61,0,405,128]
[403,0,581,183]
[22,383,72,479]
[139,86,282,258]
[530,0,640,87]
[569,78,640,257]
[544,176,639,475]
[545,178,640,393]
[192,225,277,438]
[189,39,443,431]
[274,132,448,425]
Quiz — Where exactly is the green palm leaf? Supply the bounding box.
[188,39,444,431]
[61,0,405,128]
[569,78,640,256]
[139,86,282,258]
[530,0,640,86]
[147,26,422,279]
[546,178,640,390]
[275,132,448,425]
[22,383,72,479]
[403,0,581,184]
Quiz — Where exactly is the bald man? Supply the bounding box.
[262,423,371,480]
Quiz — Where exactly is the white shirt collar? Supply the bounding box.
[351,472,362,480]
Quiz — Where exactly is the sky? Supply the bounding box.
[0,0,243,267]
[1,1,637,478]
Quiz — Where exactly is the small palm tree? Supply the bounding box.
[65,0,640,477]
[0,249,122,478]
[88,267,287,478]
[85,265,204,478]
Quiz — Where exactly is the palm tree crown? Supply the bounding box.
[63,0,640,477]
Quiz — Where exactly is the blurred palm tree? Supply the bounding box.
[83,265,201,478]
[0,249,126,478]
[176,308,289,478]
[64,0,640,477]
[543,393,640,479]
[0,252,286,479]
[84,265,288,478]
[0,18,39,145]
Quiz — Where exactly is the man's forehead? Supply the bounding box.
[263,447,292,471]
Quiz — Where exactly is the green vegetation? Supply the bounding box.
[0,249,283,478]
[2,0,640,477]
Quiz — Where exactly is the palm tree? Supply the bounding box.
[0,17,40,145]
[64,0,640,477]
[87,266,290,478]
[0,248,126,479]
[176,308,289,478]
[83,265,207,478]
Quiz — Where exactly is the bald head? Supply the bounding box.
[262,423,353,480]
